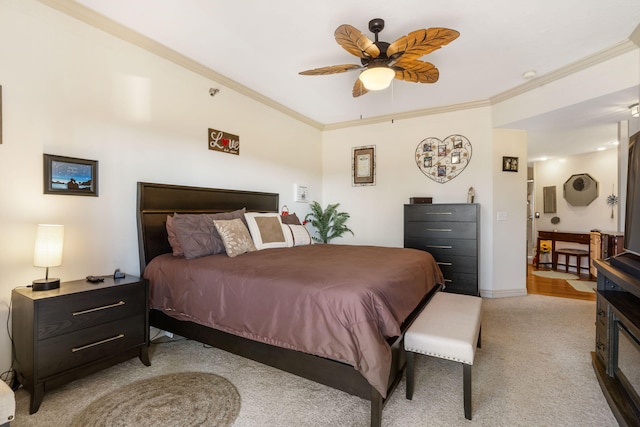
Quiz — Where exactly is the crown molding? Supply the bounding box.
[490,40,638,105]
[37,0,324,130]
[631,23,640,47]
[322,99,491,131]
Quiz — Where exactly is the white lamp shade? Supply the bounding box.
[33,224,64,267]
[358,67,395,91]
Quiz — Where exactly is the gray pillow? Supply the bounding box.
[172,208,246,259]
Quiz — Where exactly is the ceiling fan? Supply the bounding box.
[299,18,459,97]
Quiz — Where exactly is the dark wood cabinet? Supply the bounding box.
[593,258,640,427]
[12,276,150,413]
[601,232,624,260]
[404,203,480,296]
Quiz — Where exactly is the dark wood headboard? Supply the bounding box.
[136,182,279,273]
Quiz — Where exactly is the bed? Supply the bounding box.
[136,182,444,426]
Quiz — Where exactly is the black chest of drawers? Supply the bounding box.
[12,276,150,413]
[404,203,480,296]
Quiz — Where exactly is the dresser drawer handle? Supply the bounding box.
[426,228,452,232]
[72,301,125,316]
[437,262,453,266]
[597,309,605,317]
[444,279,453,283]
[71,334,125,352]
[425,212,452,215]
[425,245,453,249]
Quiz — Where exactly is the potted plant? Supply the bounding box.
[304,201,354,244]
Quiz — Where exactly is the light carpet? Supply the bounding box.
[567,280,597,293]
[531,270,579,280]
[10,294,617,427]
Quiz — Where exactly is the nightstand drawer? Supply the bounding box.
[37,314,145,378]
[37,284,146,340]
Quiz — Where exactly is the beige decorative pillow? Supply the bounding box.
[244,212,292,250]
[285,224,313,246]
[213,219,256,258]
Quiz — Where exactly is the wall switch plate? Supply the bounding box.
[497,211,508,221]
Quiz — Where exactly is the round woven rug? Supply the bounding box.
[70,372,240,427]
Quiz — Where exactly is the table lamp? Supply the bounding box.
[32,224,64,291]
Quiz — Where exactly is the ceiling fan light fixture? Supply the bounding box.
[359,66,395,91]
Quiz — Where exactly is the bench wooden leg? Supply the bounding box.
[406,351,415,400]
[463,363,472,420]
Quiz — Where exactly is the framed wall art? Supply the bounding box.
[415,134,472,184]
[352,145,375,186]
[502,156,518,172]
[43,154,98,196]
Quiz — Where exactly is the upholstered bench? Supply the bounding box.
[404,291,482,420]
[0,379,15,427]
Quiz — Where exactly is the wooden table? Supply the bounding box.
[535,230,590,271]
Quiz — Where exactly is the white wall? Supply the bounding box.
[490,129,528,297]
[0,0,322,372]
[533,149,620,236]
[321,107,524,299]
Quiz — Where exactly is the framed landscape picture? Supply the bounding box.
[43,154,98,196]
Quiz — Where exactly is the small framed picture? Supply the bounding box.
[352,145,375,186]
[437,165,447,177]
[451,152,461,164]
[43,154,98,196]
[438,144,447,157]
[502,156,518,172]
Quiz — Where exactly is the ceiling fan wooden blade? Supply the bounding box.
[394,60,439,83]
[334,24,380,59]
[299,64,362,75]
[387,28,459,61]
[352,78,369,97]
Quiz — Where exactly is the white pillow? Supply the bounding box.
[244,212,292,250]
[285,224,313,246]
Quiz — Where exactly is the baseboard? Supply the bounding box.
[479,288,528,298]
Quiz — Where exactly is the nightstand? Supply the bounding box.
[12,276,150,414]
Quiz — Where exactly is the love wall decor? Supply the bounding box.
[414,134,472,184]
[208,128,240,155]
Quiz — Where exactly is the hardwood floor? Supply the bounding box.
[526,264,596,301]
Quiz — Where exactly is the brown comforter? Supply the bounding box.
[144,244,443,397]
